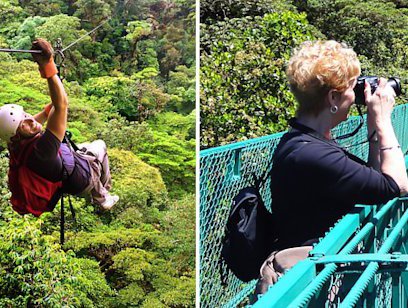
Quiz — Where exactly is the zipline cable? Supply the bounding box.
[55,18,110,79]
[0,18,109,55]
[61,18,110,53]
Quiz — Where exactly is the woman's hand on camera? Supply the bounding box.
[364,78,396,127]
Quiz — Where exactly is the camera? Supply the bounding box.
[354,76,402,105]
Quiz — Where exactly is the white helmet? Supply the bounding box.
[0,104,27,142]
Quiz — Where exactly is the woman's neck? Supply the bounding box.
[296,112,333,139]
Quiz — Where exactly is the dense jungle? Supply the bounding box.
[0,0,195,306]
[201,0,408,148]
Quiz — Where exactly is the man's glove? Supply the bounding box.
[31,38,58,79]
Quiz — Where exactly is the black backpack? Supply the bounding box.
[220,171,278,282]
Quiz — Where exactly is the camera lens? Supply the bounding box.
[387,77,402,96]
[354,76,402,105]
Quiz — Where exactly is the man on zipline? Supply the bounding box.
[0,38,119,216]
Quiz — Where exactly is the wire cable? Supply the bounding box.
[61,18,110,53]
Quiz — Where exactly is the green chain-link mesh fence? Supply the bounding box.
[199,104,408,307]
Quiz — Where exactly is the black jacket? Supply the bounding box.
[271,119,400,249]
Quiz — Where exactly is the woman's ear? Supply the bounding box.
[327,89,340,107]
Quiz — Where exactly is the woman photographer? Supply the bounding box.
[254,40,408,297]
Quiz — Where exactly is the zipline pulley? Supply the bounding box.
[54,38,66,80]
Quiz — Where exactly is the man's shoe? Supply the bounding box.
[101,195,119,210]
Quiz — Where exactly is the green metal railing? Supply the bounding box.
[199,104,408,307]
[254,197,408,307]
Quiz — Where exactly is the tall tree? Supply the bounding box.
[18,0,67,16]
[73,0,114,39]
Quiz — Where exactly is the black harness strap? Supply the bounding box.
[68,195,77,227]
[64,131,80,152]
[59,131,80,245]
[59,193,77,246]
[60,194,65,245]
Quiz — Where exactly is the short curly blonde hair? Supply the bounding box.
[286,40,361,116]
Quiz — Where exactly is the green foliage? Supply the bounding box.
[291,0,408,104]
[391,0,408,7]
[66,102,104,142]
[98,118,152,150]
[65,227,161,260]
[108,148,168,222]
[0,0,195,305]
[137,39,160,71]
[136,128,195,197]
[162,194,195,271]
[126,21,152,44]
[109,249,195,307]
[73,0,115,28]
[111,248,156,283]
[149,111,195,140]
[0,0,24,26]
[36,14,82,45]
[65,224,194,307]
[100,114,195,198]
[159,25,185,77]
[201,0,408,149]
[41,198,104,236]
[0,60,53,107]
[166,65,196,114]
[201,0,296,23]
[19,0,67,16]
[293,1,408,70]
[0,79,49,114]
[84,76,171,121]
[114,283,146,307]
[201,11,315,147]
[9,16,46,59]
[0,217,113,307]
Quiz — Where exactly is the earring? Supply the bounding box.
[330,105,338,114]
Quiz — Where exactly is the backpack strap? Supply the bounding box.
[253,142,288,189]
[251,158,275,190]
[253,168,273,190]
[219,256,228,287]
